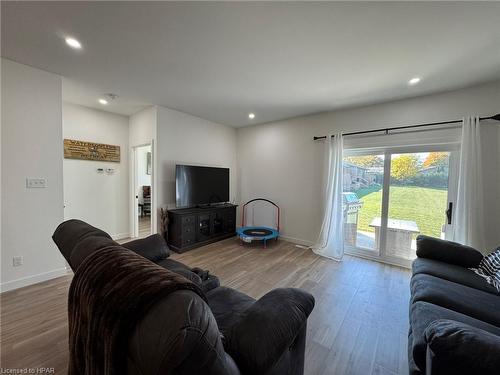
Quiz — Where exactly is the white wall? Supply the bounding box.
[237,80,500,249]
[156,106,238,214]
[1,59,67,292]
[129,106,237,233]
[62,103,130,239]
[129,106,156,148]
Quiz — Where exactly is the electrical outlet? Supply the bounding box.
[26,178,47,188]
[13,256,23,267]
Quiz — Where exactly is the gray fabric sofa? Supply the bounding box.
[53,219,315,375]
[409,236,500,375]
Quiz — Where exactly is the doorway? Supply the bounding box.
[342,144,459,267]
[132,144,152,239]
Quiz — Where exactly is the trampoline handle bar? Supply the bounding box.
[241,198,280,232]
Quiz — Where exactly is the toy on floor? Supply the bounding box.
[236,198,280,248]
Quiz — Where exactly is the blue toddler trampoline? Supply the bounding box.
[236,198,280,248]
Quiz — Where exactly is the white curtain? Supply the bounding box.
[453,116,485,251]
[312,132,344,261]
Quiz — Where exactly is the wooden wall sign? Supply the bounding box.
[64,139,120,162]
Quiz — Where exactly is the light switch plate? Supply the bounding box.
[13,256,23,267]
[26,178,47,188]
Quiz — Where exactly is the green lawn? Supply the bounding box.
[357,186,447,238]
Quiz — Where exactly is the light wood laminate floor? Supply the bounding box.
[138,215,151,239]
[0,238,410,375]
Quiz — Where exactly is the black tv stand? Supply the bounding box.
[196,202,232,209]
[167,204,237,253]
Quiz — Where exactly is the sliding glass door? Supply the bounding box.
[343,154,385,256]
[342,145,458,267]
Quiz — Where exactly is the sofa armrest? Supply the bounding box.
[425,319,500,375]
[122,234,170,262]
[416,235,483,268]
[225,288,315,374]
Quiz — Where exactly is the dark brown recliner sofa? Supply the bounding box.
[408,236,500,375]
[53,219,315,375]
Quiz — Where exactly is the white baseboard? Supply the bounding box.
[344,249,411,269]
[279,235,314,247]
[111,232,131,241]
[0,267,69,293]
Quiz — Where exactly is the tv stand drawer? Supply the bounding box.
[181,216,196,225]
[167,204,237,253]
[182,225,195,235]
[182,234,195,246]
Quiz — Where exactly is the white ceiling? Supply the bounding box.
[62,78,150,116]
[2,1,500,126]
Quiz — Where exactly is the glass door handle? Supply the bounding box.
[445,202,453,225]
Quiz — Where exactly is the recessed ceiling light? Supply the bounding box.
[408,77,421,86]
[99,98,108,105]
[65,37,82,49]
[248,113,255,119]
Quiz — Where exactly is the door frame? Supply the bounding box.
[130,142,155,239]
[344,143,460,268]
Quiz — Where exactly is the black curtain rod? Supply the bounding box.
[313,113,500,140]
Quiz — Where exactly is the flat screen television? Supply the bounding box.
[176,165,229,208]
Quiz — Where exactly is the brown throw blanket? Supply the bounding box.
[68,246,207,375]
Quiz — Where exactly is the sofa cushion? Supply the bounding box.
[156,258,191,271]
[206,287,255,338]
[156,258,202,285]
[122,234,169,262]
[425,319,500,375]
[416,235,483,268]
[409,301,500,372]
[412,258,499,295]
[128,290,239,375]
[411,274,500,326]
[156,259,220,293]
